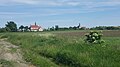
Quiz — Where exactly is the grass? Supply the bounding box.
[0,30,120,67]
[0,59,14,67]
[10,47,17,53]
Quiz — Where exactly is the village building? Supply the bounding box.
[30,22,43,32]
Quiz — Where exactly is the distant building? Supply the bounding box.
[30,22,43,32]
[81,27,87,30]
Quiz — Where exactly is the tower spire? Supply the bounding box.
[78,23,81,28]
[35,22,36,25]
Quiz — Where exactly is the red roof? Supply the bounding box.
[30,25,41,30]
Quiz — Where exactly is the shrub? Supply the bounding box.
[0,28,7,32]
[85,31,105,44]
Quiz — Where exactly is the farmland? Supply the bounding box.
[0,30,120,67]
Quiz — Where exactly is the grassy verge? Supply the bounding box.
[0,31,120,67]
[0,59,14,67]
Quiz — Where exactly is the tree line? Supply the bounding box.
[45,25,87,31]
[0,21,120,32]
[90,26,120,30]
[46,25,120,31]
[0,21,31,32]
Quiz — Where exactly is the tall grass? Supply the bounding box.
[0,32,120,67]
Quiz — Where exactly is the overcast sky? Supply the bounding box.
[0,0,120,28]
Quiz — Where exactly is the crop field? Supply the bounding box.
[54,30,120,37]
[0,30,120,67]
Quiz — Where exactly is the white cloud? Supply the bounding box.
[0,0,120,16]
[0,0,119,6]
[0,12,27,15]
[0,0,39,5]
[12,0,39,4]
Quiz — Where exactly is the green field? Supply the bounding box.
[0,30,120,67]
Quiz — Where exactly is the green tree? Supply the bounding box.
[55,25,59,30]
[50,26,55,31]
[19,25,24,32]
[5,21,17,32]
[5,27,11,32]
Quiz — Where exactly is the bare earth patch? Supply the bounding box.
[0,39,35,67]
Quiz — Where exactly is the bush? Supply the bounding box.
[85,31,105,44]
[0,28,7,33]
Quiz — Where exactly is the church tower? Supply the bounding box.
[78,23,81,28]
[35,22,36,25]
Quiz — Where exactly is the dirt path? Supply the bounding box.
[0,39,35,67]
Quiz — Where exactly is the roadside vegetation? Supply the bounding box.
[0,59,14,67]
[0,30,120,67]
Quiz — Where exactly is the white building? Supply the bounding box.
[30,23,43,32]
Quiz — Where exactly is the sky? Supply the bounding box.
[0,0,120,28]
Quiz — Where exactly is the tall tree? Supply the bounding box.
[5,21,17,32]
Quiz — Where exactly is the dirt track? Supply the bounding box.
[0,39,35,67]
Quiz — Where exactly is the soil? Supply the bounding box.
[0,39,35,67]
